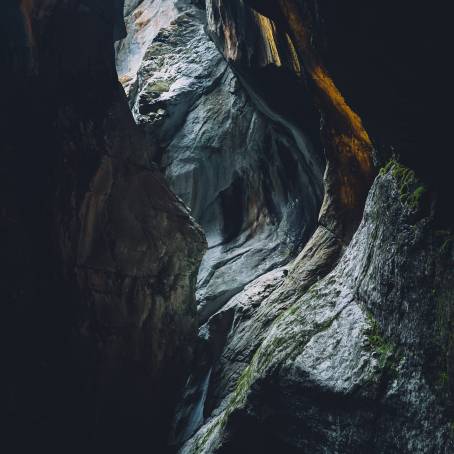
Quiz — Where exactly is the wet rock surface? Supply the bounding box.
[120,2,325,322]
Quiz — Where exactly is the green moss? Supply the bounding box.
[365,313,395,370]
[145,80,171,98]
[286,301,301,316]
[194,361,257,452]
[379,159,426,210]
[379,158,396,176]
[193,418,222,453]
[439,371,449,387]
[392,164,417,203]
[407,185,427,209]
[231,365,254,406]
[256,335,287,371]
[144,43,166,58]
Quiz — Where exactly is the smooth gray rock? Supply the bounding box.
[119,3,324,322]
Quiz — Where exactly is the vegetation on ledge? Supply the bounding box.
[364,312,396,371]
[380,159,427,210]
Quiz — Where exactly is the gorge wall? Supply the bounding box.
[118,0,325,323]
[117,1,454,452]
[2,1,453,453]
[2,1,205,451]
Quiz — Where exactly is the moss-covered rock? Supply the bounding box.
[181,166,454,453]
[380,159,427,210]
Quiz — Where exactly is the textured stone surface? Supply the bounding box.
[179,165,454,453]
[206,0,376,243]
[70,87,207,451]
[120,2,325,322]
[116,0,180,93]
[4,1,453,453]
[2,1,206,451]
[170,3,454,451]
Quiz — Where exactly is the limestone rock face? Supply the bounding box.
[2,1,205,450]
[116,0,180,93]
[120,2,325,322]
[179,165,454,454]
[116,2,454,452]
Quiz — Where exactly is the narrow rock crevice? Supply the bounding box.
[3,1,452,453]
[118,0,326,324]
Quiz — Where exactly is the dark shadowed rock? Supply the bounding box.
[2,1,205,451]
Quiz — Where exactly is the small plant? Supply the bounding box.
[379,159,427,210]
[365,313,395,370]
[439,371,449,387]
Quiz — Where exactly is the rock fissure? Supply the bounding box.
[3,1,453,452]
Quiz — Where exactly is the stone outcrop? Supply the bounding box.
[179,163,454,453]
[205,0,376,243]
[116,0,180,93]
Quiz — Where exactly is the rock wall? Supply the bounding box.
[169,1,454,452]
[119,1,325,322]
[205,0,376,243]
[180,163,454,453]
[2,1,205,451]
[2,1,453,453]
[116,0,180,92]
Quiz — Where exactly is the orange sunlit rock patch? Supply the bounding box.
[272,1,374,160]
[119,74,133,84]
[285,34,301,75]
[311,66,372,147]
[254,11,282,66]
[272,0,375,238]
